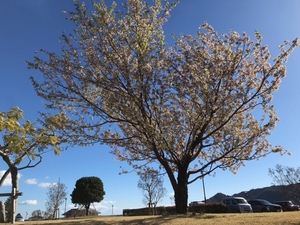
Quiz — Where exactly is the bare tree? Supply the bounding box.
[268,164,300,203]
[31,210,44,220]
[45,180,67,219]
[138,169,166,214]
[27,0,299,213]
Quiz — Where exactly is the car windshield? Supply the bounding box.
[236,199,247,204]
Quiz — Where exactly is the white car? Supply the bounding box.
[223,197,253,213]
[189,201,205,206]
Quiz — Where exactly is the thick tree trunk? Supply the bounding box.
[174,167,188,214]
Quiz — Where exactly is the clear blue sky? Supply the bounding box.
[1,0,300,218]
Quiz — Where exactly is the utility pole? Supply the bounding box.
[202,175,207,204]
[65,198,67,214]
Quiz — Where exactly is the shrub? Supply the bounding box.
[189,203,227,214]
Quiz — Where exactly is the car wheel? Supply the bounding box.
[262,207,268,212]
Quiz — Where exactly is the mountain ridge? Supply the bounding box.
[207,185,296,203]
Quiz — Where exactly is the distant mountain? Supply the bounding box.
[207,192,227,203]
[207,185,297,204]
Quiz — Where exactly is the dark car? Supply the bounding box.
[273,201,300,212]
[248,199,282,212]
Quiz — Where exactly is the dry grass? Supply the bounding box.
[13,212,300,225]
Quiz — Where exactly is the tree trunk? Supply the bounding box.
[0,201,5,223]
[174,166,188,214]
[10,166,18,224]
[85,204,90,216]
[52,207,58,220]
[148,202,151,215]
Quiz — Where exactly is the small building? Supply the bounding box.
[15,213,24,222]
[62,208,99,218]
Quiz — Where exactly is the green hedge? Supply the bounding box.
[123,203,227,216]
[188,203,227,213]
[123,206,175,216]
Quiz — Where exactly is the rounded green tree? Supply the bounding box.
[71,176,105,216]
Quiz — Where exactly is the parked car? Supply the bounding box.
[222,197,253,213]
[189,201,205,206]
[248,199,282,212]
[273,201,300,211]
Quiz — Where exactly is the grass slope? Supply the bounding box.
[13,212,300,225]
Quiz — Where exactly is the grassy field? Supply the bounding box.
[14,212,300,225]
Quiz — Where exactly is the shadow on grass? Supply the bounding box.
[55,214,222,225]
[22,214,300,225]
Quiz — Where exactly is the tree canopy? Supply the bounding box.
[71,176,105,216]
[0,107,61,171]
[0,107,64,222]
[27,0,299,213]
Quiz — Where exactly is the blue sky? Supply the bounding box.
[1,0,300,218]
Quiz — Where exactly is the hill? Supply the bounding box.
[207,185,296,203]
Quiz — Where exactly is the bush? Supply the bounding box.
[189,203,227,214]
[123,203,227,216]
[123,206,177,216]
